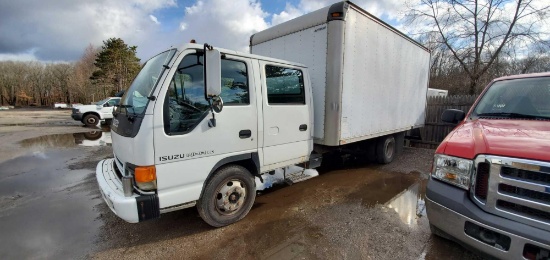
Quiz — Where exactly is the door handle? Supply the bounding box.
[299,124,307,131]
[239,130,252,139]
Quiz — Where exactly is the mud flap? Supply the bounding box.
[136,194,160,222]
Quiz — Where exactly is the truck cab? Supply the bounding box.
[427,73,550,259]
[96,43,315,226]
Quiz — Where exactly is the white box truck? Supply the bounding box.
[95,1,430,227]
[250,1,430,153]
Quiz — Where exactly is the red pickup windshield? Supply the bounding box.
[471,77,550,119]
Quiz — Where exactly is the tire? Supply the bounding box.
[83,114,99,127]
[375,135,396,164]
[83,130,102,140]
[197,165,256,227]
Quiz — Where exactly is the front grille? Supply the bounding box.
[112,159,123,179]
[475,162,490,201]
[471,156,550,232]
[497,200,550,223]
[499,184,550,204]
[501,166,550,184]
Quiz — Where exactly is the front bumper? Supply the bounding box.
[426,178,550,259]
[71,112,83,121]
[96,159,159,223]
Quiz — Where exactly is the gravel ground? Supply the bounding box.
[0,109,483,260]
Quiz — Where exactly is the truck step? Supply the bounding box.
[285,169,319,185]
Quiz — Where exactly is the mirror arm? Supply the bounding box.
[207,99,216,128]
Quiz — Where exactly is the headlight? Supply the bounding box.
[432,154,473,190]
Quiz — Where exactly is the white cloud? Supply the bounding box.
[180,22,188,31]
[149,15,160,25]
[0,0,412,62]
[0,0,177,61]
[179,0,269,52]
[271,3,304,26]
[270,0,408,26]
[0,49,39,62]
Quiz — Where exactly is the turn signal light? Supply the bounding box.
[331,12,342,17]
[445,172,457,180]
[135,166,156,183]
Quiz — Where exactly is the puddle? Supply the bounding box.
[0,149,102,259]
[19,129,111,148]
[385,181,427,227]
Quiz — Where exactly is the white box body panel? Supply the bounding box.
[340,6,429,142]
[252,24,328,141]
[251,2,430,146]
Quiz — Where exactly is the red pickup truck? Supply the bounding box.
[426,72,550,259]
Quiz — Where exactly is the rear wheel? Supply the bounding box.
[376,135,396,164]
[83,114,99,127]
[197,165,256,227]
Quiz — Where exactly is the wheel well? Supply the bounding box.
[202,153,260,193]
[83,112,100,119]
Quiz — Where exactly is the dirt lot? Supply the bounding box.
[0,109,482,259]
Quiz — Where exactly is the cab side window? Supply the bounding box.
[164,54,209,135]
[164,55,251,135]
[107,99,120,106]
[265,65,305,104]
[221,59,249,105]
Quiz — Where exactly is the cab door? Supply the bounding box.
[258,61,312,167]
[152,51,258,206]
[100,98,119,119]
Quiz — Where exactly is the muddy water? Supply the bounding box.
[1,127,477,259]
[19,129,111,148]
[0,148,103,259]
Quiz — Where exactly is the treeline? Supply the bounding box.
[428,53,550,95]
[0,38,140,106]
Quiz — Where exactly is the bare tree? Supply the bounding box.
[406,0,550,94]
[72,44,99,103]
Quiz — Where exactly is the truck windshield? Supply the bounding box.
[118,49,177,115]
[95,98,110,105]
[471,77,550,120]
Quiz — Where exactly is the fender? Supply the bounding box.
[204,152,261,186]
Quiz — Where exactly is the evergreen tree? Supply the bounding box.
[92,38,141,96]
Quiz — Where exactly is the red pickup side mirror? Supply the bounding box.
[441,109,466,124]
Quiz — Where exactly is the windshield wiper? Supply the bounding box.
[115,104,137,121]
[475,112,550,120]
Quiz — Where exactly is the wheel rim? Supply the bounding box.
[215,179,246,215]
[87,117,97,125]
[385,139,395,159]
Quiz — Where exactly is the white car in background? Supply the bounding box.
[71,97,121,127]
[54,103,68,109]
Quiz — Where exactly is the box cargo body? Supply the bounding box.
[250,1,430,146]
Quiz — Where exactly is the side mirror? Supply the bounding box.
[212,96,223,113]
[204,47,221,98]
[441,109,466,124]
[103,103,111,107]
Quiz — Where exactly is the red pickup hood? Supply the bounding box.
[437,119,550,162]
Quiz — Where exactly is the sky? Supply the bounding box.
[0,0,408,62]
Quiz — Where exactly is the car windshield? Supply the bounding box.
[471,77,550,119]
[95,98,110,105]
[118,49,177,115]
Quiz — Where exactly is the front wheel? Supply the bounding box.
[197,165,256,227]
[83,114,99,127]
